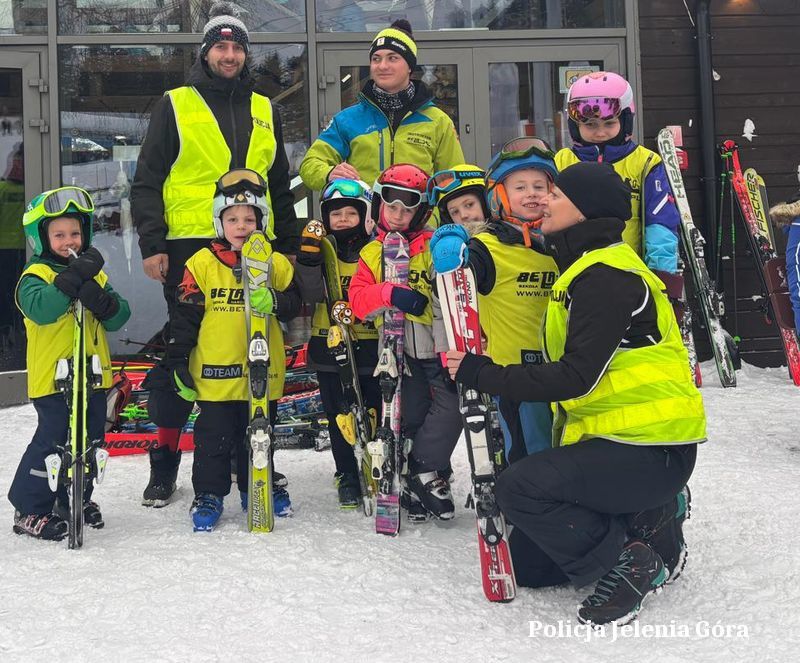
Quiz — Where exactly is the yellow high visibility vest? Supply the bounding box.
[474,232,557,366]
[544,242,706,447]
[162,87,277,240]
[555,146,658,258]
[18,263,113,398]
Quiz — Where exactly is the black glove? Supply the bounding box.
[53,247,105,298]
[390,286,428,316]
[77,280,119,320]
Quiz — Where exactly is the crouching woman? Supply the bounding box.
[446,162,705,628]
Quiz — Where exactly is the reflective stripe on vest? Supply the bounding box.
[19,263,113,398]
[163,87,277,240]
[544,242,706,447]
[475,232,557,366]
[555,146,659,258]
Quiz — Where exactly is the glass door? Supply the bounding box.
[317,47,476,167]
[472,43,624,166]
[0,50,45,403]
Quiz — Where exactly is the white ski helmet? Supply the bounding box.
[212,168,272,239]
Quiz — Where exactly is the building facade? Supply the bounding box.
[3,0,797,402]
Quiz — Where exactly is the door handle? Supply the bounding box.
[464,123,471,134]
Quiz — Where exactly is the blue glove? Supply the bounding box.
[390,286,428,316]
[430,224,470,274]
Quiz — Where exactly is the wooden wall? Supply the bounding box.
[639,0,800,367]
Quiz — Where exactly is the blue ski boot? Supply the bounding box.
[239,488,293,517]
[191,493,223,531]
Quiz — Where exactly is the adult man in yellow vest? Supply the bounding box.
[130,2,300,506]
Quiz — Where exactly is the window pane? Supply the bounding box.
[0,0,47,35]
[58,44,310,354]
[58,0,306,35]
[488,60,603,154]
[339,64,459,129]
[321,0,624,32]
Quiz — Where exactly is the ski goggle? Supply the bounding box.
[216,168,267,196]
[35,186,94,217]
[322,178,367,201]
[427,168,485,203]
[487,137,555,173]
[567,97,622,123]
[373,182,426,210]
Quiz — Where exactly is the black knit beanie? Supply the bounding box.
[369,19,417,71]
[200,1,250,58]
[555,162,632,221]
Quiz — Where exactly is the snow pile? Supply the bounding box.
[0,361,798,661]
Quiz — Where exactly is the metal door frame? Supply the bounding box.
[471,41,625,166]
[0,49,47,405]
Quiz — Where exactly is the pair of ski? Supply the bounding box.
[719,140,800,385]
[657,129,738,388]
[48,255,110,549]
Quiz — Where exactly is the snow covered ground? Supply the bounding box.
[1,361,799,662]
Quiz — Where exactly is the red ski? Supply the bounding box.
[722,140,800,385]
[437,266,516,602]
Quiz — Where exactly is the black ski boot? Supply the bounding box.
[83,501,104,529]
[334,472,361,510]
[401,481,431,523]
[577,541,667,628]
[142,448,181,507]
[408,471,455,521]
[13,511,68,541]
[628,485,691,583]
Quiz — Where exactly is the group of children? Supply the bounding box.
[8,71,686,542]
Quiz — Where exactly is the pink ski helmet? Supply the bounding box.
[566,71,635,144]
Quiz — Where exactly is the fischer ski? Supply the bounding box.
[241,230,275,532]
[657,129,737,387]
[722,140,800,385]
[437,266,516,602]
[368,232,408,536]
[316,223,376,516]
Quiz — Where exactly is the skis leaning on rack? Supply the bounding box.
[242,230,275,532]
[48,255,109,549]
[657,129,738,387]
[437,265,516,603]
[314,221,376,517]
[721,140,800,385]
[368,232,408,536]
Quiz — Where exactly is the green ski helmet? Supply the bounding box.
[22,186,95,256]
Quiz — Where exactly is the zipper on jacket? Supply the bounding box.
[229,88,238,166]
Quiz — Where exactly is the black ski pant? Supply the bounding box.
[8,391,106,515]
[496,438,697,589]
[401,356,462,474]
[192,399,278,497]
[316,369,382,476]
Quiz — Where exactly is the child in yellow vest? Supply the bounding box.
[9,187,130,540]
[430,139,559,464]
[555,71,682,282]
[293,179,382,509]
[163,169,300,532]
[349,163,462,521]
